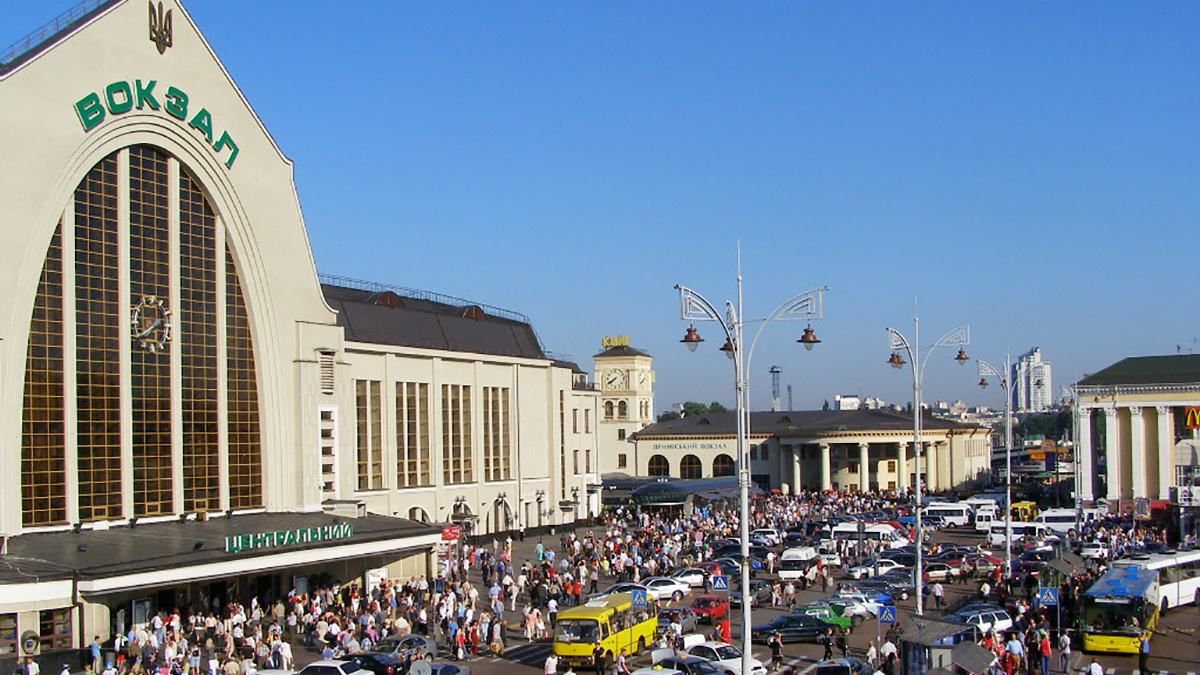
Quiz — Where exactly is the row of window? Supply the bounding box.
[602,399,651,420]
[646,453,736,479]
[354,380,513,489]
[0,609,71,656]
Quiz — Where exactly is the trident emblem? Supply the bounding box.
[148,1,173,54]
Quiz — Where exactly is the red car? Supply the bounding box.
[695,561,725,577]
[690,594,730,623]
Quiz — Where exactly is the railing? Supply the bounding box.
[572,381,599,392]
[1,0,107,67]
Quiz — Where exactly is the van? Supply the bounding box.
[778,546,818,580]
[830,523,909,550]
[988,522,1046,547]
[923,502,974,527]
[974,509,996,532]
[1034,509,1078,535]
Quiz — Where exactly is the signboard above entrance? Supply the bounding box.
[225,522,352,554]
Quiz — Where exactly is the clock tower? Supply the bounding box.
[593,336,654,476]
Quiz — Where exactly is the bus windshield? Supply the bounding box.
[555,619,600,644]
[1083,597,1146,635]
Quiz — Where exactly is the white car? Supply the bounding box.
[594,582,657,602]
[672,567,710,588]
[952,607,1014,635]
[750,529,782,546]
[685,641,768,675]
[848,558,904,580]
[643,576,692,601]
[817,550,842,567]
[830,591,886,617]
[1080,542,1109,560]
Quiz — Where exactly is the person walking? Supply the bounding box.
[1057,630,1071,673]
[767,632,783,672]
[932,582,944,610]
[1138,634,1150,674]
[820,629,833,662]
[1038,631,1051,675]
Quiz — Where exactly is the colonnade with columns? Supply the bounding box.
[782,435,990,494]
[1076,403,1181,503]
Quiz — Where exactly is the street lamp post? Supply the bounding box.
[976,354,1014,580]
[675,260,826,675]
[886,316,970,616]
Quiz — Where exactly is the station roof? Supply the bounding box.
[635,408,980,438]
[0,512,439,586]
[1079,355,1200,387]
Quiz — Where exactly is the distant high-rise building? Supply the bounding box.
[1013,347,1053,412]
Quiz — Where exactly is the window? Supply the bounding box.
[618,429,626,441]
[22,223,65,525]
[397,382,431,487]
[849,463,859,474]
[355,380,383,491]
[39,608,71,651]
[318,351,335,394]
[749,445,757,460]
[180,173,218,513]
[572,409,579,433]
[888,460,897,472]
[648,455,669,477]
[713,454,735,477]
[618,454,627,469]
[442,384,474,484]
[604,401,614,420]
[573,448,580,474]
[319,407,338,496]
[0,614,16,656]
[618,400,628,419]
[680,454,702,479]
[584,409,590,433]
[482,386,510,482]
[586,448,592,473]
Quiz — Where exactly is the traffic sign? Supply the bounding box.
[878,606,897,624]
[631,589,648,609]
[1038,587,1058,607]
[711,575,729,592]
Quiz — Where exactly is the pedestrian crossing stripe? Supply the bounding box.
[711,575,729,591]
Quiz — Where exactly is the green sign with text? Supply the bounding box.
[73,79,240,168]
[225,522,353,554]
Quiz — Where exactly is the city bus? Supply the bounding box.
[1113,549,1200,612]
[829,523,909,550]
[1081,566,1158,653]
[553,592,658,668]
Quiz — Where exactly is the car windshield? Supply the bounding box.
[712,646,741,660]
[555,619,600,644]
[694,598,717,607]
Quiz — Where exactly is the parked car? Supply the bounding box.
[1080,541,1109,560]
[817,549,842,567]
[371,635,438,660]
[728,579,772,608]
[830,590,892,616]
[750,529,783,546]
[923,562,958,582]
[847,558,904,580]
[348,654,405,675]
[963,552,1003,573]
[794,604,852,631]
[659,607,699,635]
[947,606,1014,635]
[750,614,830,643]
[429,665,471,675]
[645,576,693,601]
[594,582,656,601]
[691,595,730,623]
[632,655,724,675]
[672,567,711,588]
[296,661,364,675]
[812,658,875,675]
[804,599,869,623]
[685,642,768,675]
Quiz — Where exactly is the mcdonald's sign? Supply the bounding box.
[1185,407,1200,430]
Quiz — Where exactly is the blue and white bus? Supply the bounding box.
[1112,549,1200,613]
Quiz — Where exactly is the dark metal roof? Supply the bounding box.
[900,615,973,646]
[0,512,439,584]
[951,641,997,674]
[593,345,651,358]
[0,0,118,76]
[1079,355,1200,387]
[635,408,980,438]
[323,284,547,359]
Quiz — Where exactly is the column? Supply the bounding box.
[858,443,870,492]
[1129,407,1145,499]
[1077,408,1094,501]
[1156,406,1173,500]
[925,442,938,492]
[896,442,909,491]
[819,443,831,491]
[1104,407,1119,503]
[792,446,802,494]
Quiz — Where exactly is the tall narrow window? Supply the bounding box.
[129,146,173,516]
[75,153,121,523]
[396,381,430,487]
[21,224,66,526]
[355,379,383,490]
[180,168,219,512]
[442,384,473,484]
[227,248,263,509]
[482,386,511,481]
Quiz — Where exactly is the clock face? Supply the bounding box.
[605,369,626,390]
[131,294,171,353]
[637,371,648,387]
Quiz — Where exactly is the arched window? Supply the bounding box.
[617,400,628,419]
[648,455,670,477]
[713,454,735,476]
[407,506,430,523]
[680,455,702,479]
[604,401,614,419]
[20,145,262,526]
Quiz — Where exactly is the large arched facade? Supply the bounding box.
[20,145,263,526]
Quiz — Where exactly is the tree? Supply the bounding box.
[708,401,728,413]
[673,401,731,418]
[657,410,681,422]
[822,400,831,411]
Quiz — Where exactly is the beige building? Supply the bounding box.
[632,409,992,493]
[1075,354,1200,505]
[0,0,595,662]
[593,337,655,475]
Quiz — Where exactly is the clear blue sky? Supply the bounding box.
[4,1,1197,413]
